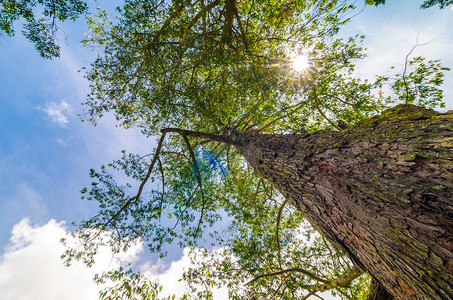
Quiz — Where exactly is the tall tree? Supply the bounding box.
[63,1,452,299]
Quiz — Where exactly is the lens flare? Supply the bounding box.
[292,54,309,72]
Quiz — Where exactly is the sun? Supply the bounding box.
[292,54,310,72]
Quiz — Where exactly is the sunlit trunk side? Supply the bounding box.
[233,105,453,300]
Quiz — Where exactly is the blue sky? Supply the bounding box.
[0,1,452,299]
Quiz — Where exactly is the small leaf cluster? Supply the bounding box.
[97,268,173,300]
[0,0,88,58]
[380,56,450,108]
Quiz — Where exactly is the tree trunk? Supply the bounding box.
[232,105,453,299]
[367,278,394,300]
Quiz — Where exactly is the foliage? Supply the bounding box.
[0,0,88,58]
[389,57,449,108]
[61,0,450,299]
[420,0,453,8]
[97,269,174,300]
[367,0,453,9]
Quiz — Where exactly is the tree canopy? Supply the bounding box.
[52,0,450,299]
[1,0,451,57]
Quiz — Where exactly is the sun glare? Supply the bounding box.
[292,54,309,72]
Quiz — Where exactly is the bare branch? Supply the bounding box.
[402,30,437,104]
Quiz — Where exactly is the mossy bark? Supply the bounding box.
[233,105,453,299]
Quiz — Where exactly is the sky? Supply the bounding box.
[0,1,452,299]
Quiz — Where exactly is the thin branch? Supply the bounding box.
[245,267,329,286]
[276,198,289,268]
[335,288,354,300]
[310,80,341,130]
[305,265,364,293]
[102,130,169,228]
[274,273,290,297]
[180,0,221,45]
[301,291,314,300]
[162,127,233,145]
[233,4,249,50]
[402,30,436,104]
[150,0,192,47]
[312,293,324,300]
[161,150,189,160]
[181,134,206,239]
[157,157,165,210]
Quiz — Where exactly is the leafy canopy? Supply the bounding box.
[62,0,449,299]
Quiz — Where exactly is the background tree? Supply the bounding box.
[0,0,88,58]
[61,1,452,299]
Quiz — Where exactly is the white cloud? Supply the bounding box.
[39,101,73,127]
[0,219,142,300]
[56,136,73,147]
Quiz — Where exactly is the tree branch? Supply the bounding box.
[276,198,289,268]
[181,134,206,238]
[245,267,329,286]
[102,130,169,228]
[402,31,436,104]
[150,0,192,47]
[180,0,221,45]
[305,265,364,293]
[161,127,234,145]
[310,80,341,130]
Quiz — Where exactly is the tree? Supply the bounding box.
[62,1,452,299]
[0,0,88,58]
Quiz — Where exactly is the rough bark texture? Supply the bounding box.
[233,105,453,299]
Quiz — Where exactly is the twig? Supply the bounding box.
[402,29,436,104]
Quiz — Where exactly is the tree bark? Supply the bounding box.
[232,105,453,299]
[367,278,394,300]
